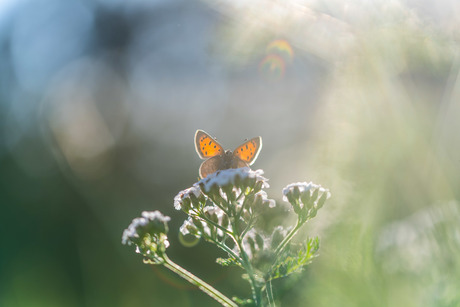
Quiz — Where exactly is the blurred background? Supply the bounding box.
[1,0,460,306]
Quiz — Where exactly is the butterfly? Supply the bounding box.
[195,130,262,179]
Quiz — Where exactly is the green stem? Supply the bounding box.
[265,280,275,307]
[206,194,230,215]
[196,214,244,264]
[199,214,234,238]
[161,254,238,307]
[240,217,254,239]
[207,236,243,265]
[235,187,256,220]
[238,243,262,306]
[222,190,263,305]
[273,219,302,258]
[232,224,262,306]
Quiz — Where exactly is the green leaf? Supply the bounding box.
[216,257,239,267]
[232,296,254,306]
[268,237,320,280]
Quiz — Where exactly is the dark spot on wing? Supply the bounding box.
[246,144,248,149]
[205,151,208,155]
[214,145,216,148]
[208,141,212,145]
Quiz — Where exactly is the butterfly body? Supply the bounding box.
[195,130,262,178]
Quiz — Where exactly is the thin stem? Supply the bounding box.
[273,219,302,258]
[199,214,234,238]
[214,187,263,305]
[232,224,263,306]
[266,280,275,307]
[235,187,255,220]
[238,242,262,306]
[206,194,230,216]
[207,236,243,265]
[162,254,238,307]
[240,215,255,239]
[196,214,244,263]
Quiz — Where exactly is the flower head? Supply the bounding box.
[252,190,276,210]
[197,167,269,194]
[122,210,171,259]
[282,182,330,220]
[174,185,203,212]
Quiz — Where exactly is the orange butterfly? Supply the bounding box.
[195,130,262,179]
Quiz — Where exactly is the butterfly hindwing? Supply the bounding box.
[233,137,262,165]
[195,130,225,159]
[199,156,226,179]
[200,155,249,178]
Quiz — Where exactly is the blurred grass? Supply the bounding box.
[1,0,460,306]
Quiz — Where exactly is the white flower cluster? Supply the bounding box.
[174,168,276,244]
[282,182,330,220]
[174,168,272,213]
[282,182,328,201]
[174,185,202,210]
[180,206,229,240]
[197,167,269,193]
[122,210,171,248]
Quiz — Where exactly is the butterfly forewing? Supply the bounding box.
[233,137,262,165]
[200,154,249,178]
[195,130,225,159]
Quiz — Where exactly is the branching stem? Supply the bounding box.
[161,254,237,307]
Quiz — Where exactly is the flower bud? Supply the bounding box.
[253,180,264,193]
[243,175,257,190]
[316,190,330,209]
[237,218,248,234]
[292,186,301,199]
[246,193,255,205]
[174,186,203,212]
[309,208,317,218]
[229,190,238,203]
[182,197,192,212]
[180,218,201,238]
[271,226,286,249]
[310,188,319,205]
[122,211,171,256]
[300,191,312,209]
[255,233,264,251]
[253,193,264,210]
[192,217,204,232]
[204,207,219,224]
[242,209,252,222]
[221,214,229,228]
[233,173,242,188]
[247,236,255,252]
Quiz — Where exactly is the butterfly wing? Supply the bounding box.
[195,130,225,159]
[230,157,250,169]
[233,136,262,166]
[199,156,226,179]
